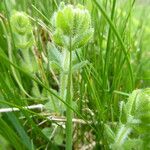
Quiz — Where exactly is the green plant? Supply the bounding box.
[10,11,34,49]
[0,0,149,149]
[51,2,94,149]
[105,88,150,149]
[10,11,36,73]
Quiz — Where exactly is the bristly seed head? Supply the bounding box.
[52,2,94,50]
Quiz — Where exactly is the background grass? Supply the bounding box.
[0,0,150,149]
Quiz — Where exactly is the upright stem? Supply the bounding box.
[59,39,73,149]
[66,37,73,150]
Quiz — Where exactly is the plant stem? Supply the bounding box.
[66,37,73,150]
[59,39,73,149]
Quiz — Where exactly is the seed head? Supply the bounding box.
[52,3,94,50]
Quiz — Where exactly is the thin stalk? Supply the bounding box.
[66,37,73,150]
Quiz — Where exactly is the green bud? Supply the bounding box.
[52,3,94,50]
[10,11,34,49]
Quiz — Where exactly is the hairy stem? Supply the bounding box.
[66,37,73,150]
